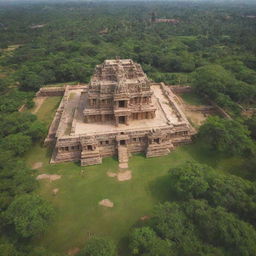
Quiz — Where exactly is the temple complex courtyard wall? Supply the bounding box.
[44,59,196,167]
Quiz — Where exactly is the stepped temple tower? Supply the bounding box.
[44,59,195,167]
[84,59,156,126]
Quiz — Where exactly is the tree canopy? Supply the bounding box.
[78,237,117,256]
[199,116,255,156]
[6,194,55,238]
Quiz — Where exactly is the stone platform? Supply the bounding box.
[45,83,194,166]
[44,59,195,167]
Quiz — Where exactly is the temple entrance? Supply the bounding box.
[120,140,126,145]
[119,100,125,108]
[119,116,125,124]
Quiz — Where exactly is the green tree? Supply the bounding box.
[25,121,47,141]
[192,64,234,99]
[184,200,256,256]
[199,116,255,156]
[78,237,117,256]
[169,162,209,199]
[16,68,44,91]
[169,161,256,226]
[0,133,32,156]
[129,227,172,256]
[6,194,54,238]
[245,114,256,140]
[0,78,8,93]
[0,241,18,256]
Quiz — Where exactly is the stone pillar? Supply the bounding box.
[115,116,119,126]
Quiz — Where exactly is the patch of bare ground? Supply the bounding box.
[107,170,132,181]
[176,95,210,126]
[242,108,256,118]
[52,188,59,195]
[185,110,209,126]
[32,97,46,114]
[36,174,61,182]
[119,162,128,169]
[32,162,43,169]
[117,170,132,181]
[99,199,114,208]
[67,247,80,256]
[140,216,150,221]
[107,171,117,177]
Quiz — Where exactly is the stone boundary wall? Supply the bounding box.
[44,86,70,145]
[208,100,232,120]
[186,105,215,113]
[46,82,195,165]
[160,83,193,127]
[161,84,232,119]
[36,85,87,97]
[169,85,193,94]
[36,87,65,97]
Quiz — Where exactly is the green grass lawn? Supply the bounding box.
[25,94,246,255]
[26,142,245,255]
[29,148,190,254]
[180,92,208,106]
[31,96,62,126]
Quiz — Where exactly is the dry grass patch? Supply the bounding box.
[36,174,62,182]
[32,162,43,169]
[99,199,114,208]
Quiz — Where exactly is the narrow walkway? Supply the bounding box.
[118,145,129,169]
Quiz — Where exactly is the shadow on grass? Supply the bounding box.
[148,174,172,203]
[182,140,227,168]
[45,145,54,159]
[118,236,130,256]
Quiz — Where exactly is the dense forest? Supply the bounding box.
[0,1,256,255]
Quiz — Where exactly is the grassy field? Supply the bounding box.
[30,96,62,126]
[26,142,245,255]
[24,95,246,255]
[180,92,208,106]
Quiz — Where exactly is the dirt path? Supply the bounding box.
[36,174,61,182]
[107,170,132,181]
[32,97,46,114]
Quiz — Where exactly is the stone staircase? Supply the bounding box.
[81,149,102,166]
[118,145,129,169]
[146,141,174,158]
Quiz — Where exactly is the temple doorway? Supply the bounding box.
[119,116,125,124]
[119,100,125,108]
[120,140,126,145]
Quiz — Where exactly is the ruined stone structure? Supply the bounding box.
[45,59,195,167]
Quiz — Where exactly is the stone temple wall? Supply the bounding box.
[36,87,66,97]
[45,59,196,167]
[51,122,193,166]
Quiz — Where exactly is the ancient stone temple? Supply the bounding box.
[84,59,156,126]
[45,59,195,167]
